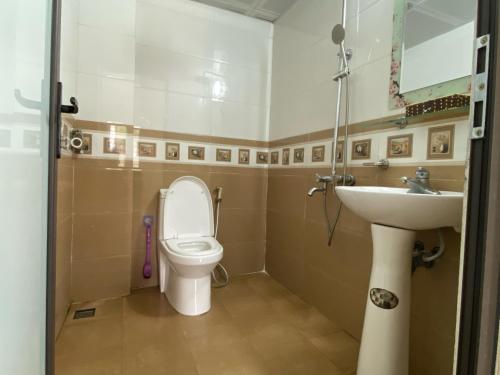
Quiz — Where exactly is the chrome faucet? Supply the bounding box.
[307,174,333,197]
[307,186,326,197]
[401,167,441,195]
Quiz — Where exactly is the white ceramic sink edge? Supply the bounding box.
[335,186,464,232]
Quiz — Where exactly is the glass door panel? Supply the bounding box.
[0,0,57,373]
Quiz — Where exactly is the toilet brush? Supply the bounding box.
[143,216,154,279]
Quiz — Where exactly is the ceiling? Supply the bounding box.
[191,0,299,22]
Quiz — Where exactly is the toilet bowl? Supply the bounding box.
[158,176,223,316]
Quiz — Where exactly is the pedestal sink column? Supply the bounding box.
[357,224,416,375]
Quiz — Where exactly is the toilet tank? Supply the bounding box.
[158,189,168,241]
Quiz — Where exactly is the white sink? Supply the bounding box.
[336,186,464,232]
[334,185,463,375]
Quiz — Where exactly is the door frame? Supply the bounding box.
[46,0,61,374]
[456,0,500,373]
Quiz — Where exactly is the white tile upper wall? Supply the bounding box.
[134,0,273,141]
[136,0,272,72]
[72,0,273,141]
[78,26,135,81]
[75,0,136,124]
[269,0,341,140]
[79,0,136,36]
[60,0,78,101]
[269,0,404,141]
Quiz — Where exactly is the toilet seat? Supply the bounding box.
[164,237,222,257]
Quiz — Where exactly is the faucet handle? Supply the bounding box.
[416,167,429,179]
[315,174,334,183]
[400,176,409,184]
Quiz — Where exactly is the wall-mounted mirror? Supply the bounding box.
[390,0,476,108]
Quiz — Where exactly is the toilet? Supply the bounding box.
[158,176,223,316]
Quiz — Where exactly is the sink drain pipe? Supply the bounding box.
[212,187,229,288]
[412,228,445,272]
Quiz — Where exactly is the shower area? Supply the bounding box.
[52,0,473,374]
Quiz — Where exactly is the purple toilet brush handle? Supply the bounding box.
[143,216,153,279]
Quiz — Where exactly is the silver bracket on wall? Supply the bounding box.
[470,34,490,140]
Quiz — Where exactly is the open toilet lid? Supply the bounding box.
[163,176,214,239]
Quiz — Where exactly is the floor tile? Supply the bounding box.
[56,273,358,375]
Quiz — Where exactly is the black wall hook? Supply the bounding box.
[61,96,79,114]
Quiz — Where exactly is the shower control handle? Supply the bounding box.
[315,174,334,183]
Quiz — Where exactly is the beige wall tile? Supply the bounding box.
[55,277,71,338]
[208,172,268,210]
[410,315,455,375]
[132,168,163,213]
[220,241,266,275]
[71,256,131,302]
[303,266,367,340]
[267,174,307,218]
[304,222,372,293]
[56,217,72,285]
[266,245,305,297]
[74,164,132,214]
[266,211,305,254]
[55,157,74,337]
[57,160,74,215]
[217,209,267,244]
[72,213,132,260]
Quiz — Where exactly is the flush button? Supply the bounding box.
[370,288,399,309]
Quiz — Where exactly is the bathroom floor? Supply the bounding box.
[55,273,359,375]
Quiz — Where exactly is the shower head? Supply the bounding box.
[331,24,345,45]
[331,24,351,80]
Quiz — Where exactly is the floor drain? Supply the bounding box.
[73,308,96,320]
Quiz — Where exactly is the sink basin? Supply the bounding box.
[334,185,464,375]
[336,186,463,232]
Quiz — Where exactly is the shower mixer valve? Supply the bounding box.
[315,174,334,183]
[334,173,356,186]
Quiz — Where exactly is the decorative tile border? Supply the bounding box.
[216,148,232,162]
[312,146,325,162]
[427,124,455,160]
[138,142,156,158]
[293,148,305,163]
[351,139,371,160]
[387,134,413,158]
[188,146,205,161]
[256,152,269,164]
[270,151,279,164]
[238,149,250,165]
[165,143,180,160]
[282,148,290,165]
[103,137,126,155]
[67,117,468,169]
[335,141,344,163]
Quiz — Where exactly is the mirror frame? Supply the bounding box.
[389,0,472,109]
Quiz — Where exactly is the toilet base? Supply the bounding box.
[165,267,212,316]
